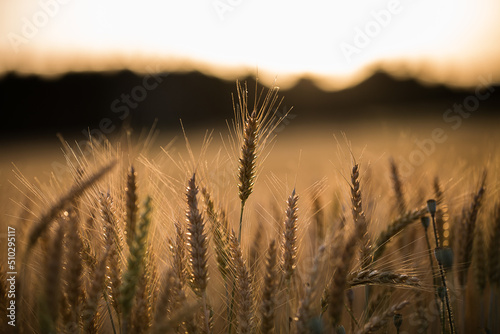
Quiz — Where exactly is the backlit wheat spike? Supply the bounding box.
[100,192,123,314]
[260,240,278,334]
[126,166,138,248]
[283,189,299,282]
[390,159,406,215]
[171,221,187,288]
[120,196,153,334]
[131,267,153,334]
[26,160,116,253]
[457,172,486,287]
[186,174,209,296]
[202,188,231,282]
[230,231,254,334]
[433,177,447,247]
[84,246,110,334]
[238,110,258,206]
[351,164,371,269]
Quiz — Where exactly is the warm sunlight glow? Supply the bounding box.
[1,0,499,89]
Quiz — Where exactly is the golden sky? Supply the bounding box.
[1,0,499,90]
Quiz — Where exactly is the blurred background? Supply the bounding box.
[1,0,499,182]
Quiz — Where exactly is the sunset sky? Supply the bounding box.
[1,0,500,90]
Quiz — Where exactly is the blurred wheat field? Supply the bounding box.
[0,85,499,334]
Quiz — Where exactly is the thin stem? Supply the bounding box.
[442,300,445,334]
[424,229,442,323]
[202,292,211,334]
[231,202,245,333]
[431,213,456,334]
[344,299,360,329]
[286,281,291,334]
[228,282,236,334]
[103,291,118,334]
[238,203,245,243]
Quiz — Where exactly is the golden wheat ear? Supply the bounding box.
[125,166,138,248]
[185,174,209,297]
[283,188,299,283]
[229,230,254,334]
[120,196,153,333]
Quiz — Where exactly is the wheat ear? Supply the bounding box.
[260,240,278,334]
[283,188,299,282]
[457,172,486,287]
[230,231,254,333]
[83,245,110,334]
[390,159,406,215]
[125,166,138,248]
[185,174,211,333]
[186,174,209,296]
[120,196,152,334]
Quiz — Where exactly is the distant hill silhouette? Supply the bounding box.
[1,70,498,139]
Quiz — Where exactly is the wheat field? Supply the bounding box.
[0,83,499,334]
